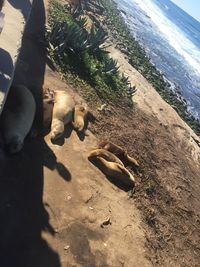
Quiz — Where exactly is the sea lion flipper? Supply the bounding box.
[126,154,140,168]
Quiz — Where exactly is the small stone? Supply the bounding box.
[89,206,94,210]
[64,245,70,251]
[66,195,72,201]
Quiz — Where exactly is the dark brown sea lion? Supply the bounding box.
[1,85,36,153]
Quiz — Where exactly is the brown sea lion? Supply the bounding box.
[94,156,135,187]
[73,104,88,133]
[50,90,75,142]
[1,85,36,153]
[98,140,139,168]
[88,148,124,166]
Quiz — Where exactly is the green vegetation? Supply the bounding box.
[100,0,200,134]
[47,0,135,105]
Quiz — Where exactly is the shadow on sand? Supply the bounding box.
[7,0,32,21]
[0,1,66,266]
[0,48,13,99]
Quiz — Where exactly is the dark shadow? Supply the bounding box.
[0,48,13,96]
[43,140,71,182]
[0,0,62,266]
[87,111,97,124]
[46,56,57,72]
[105,175,133,192]
[7,0,31,21]
[88,158,133,192]
[43,99,54,136]
[56,162,71,181]
[51,124,74,146]
[64,124,74,138]
[76,130,86,141]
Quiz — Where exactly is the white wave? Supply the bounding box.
[164,4,169,10]
[129,0,200,75]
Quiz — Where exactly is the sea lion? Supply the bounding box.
[50,90,75,142]
[1,85,36,154]
[88,148,124,166]
[94,156,135,187]
[73,104,88,132]
[98,140,139,168]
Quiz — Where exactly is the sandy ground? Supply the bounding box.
[0,1,200,267]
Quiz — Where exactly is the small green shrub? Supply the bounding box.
[47,0,135,104]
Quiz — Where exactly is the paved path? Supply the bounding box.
[0,0,33,114]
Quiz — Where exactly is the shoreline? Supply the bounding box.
[99,0,200,135]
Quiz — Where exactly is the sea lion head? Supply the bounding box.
[6,136,23,154]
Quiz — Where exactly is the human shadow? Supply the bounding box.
[0,0,63,266]
[0,136,60,267]
[7,0,32,21]
[50,124,74,146]
[0,48,13,107]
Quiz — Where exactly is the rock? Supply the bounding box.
[66,195,72,201]
[64,245,70,251]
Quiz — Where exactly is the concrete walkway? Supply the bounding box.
[0,0,33,114]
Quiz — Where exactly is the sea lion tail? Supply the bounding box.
[126,154,140,168]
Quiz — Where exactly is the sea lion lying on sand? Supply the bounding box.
[98,140,139,168]
[88,148,124,166]
[73,104,88,133]
[92,156,135,187]
[1,85,36,154]
[50,90,75,142]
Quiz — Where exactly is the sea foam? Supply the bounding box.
[130,0,200,76]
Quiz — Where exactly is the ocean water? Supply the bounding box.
[115,0,200,119]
